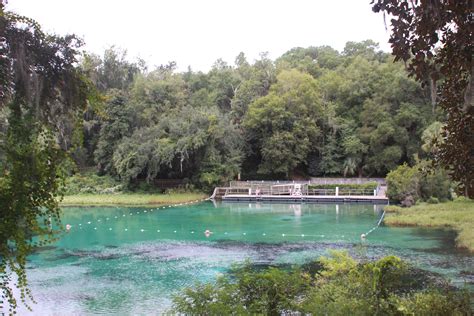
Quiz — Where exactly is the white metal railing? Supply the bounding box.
[223,186,379,197]
[230,178,385,186]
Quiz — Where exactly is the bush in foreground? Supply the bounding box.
[172,251,471,315]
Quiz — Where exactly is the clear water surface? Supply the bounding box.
[16,201,474,314]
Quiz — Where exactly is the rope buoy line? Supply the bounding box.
[69,197,211,232]
[65,198,376,240]
[74,224,343,239]
[360,210,385,240]
[66,197,350,239]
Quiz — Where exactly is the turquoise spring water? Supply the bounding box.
[15,201,474,314]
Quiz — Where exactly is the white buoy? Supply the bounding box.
[94,227,97,230]
[243,232,246,235]
[361,233,366,239]
[282,233,285,237]
[262,233,266,236]
[109,228,112,231]
[87,221,91,224]
[157,230,160,232]
[125,228,128,231]
[140,229,145,232]
[66,224,71,231]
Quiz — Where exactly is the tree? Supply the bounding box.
[0,5,89,312]
[94,90,134,175]
[372,0,473,197]
[81,47,143,93]
[208,59,241,112]
[112,106,243,190]
[131,67,188,126]
[243,70,323,177]
[231,53,276,124]
[421,121,445,155]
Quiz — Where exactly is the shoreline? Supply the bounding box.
[383,199,474,252]
[58,192,208,207]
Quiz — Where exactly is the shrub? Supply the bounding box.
[386,164,420,206]
[426,196,440,204]
[172,263,310,315]
[386,161,453,205]
[172,252,472,315]
[62,172,122,195]
[419,168,452,202]
[308,182,378,190]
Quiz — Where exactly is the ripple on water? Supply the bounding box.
[19,202,474,315]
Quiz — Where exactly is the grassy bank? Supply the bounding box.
[384,199,474,252]
[59,192,208,207]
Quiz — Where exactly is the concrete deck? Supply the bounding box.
[222,194,389,204]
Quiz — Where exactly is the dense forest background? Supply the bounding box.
[6,40,442,191]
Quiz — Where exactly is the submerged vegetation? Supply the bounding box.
[1,0,472,313]
[385,199,474,252]
[172,251,472,315]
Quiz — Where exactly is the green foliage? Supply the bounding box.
[419,169,452,202]
[112,106,243,191]
[421,121,444,155]
[392,290,472,316]
[173,263,310,315]
[62,172,122,195]
[172,252,472,315]
[387,161,453,205]
[308,182,378,190]
[384,199,474,252]
[73,40,438,184]
[0,8,89,312]
[243,69,323,177]
[60,192,206,207]
[131,67,188,121]
[426,196,440,204]
[372,0,474,197]
[94,90,134,175]
[81,47,144,93]
[386,164,420,205]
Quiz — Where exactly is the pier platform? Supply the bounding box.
[221,194,388,204]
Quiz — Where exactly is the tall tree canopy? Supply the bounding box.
[0,4,89,312]
[71,41,436,184]
[371,0,473,197]
[244,70,323,177]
